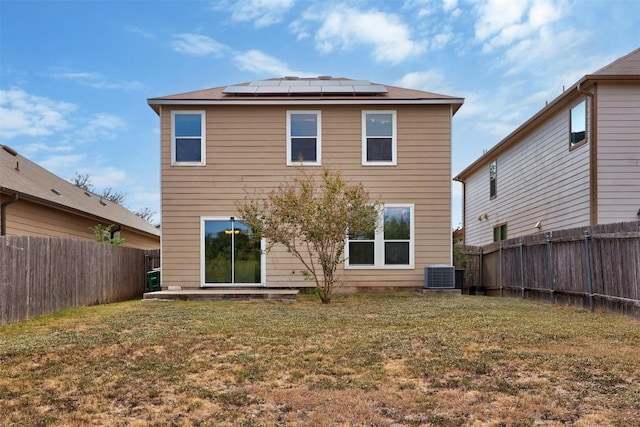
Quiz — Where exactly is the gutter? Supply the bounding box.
[1,192,19,236]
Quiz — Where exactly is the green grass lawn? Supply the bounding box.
[1,292,639,426]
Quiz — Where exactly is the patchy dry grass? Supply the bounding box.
[1,293,639,426]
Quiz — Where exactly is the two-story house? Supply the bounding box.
[148,77,463,291]
[454,48,640,246]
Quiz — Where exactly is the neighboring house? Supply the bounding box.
[0,145,160,249]
[454,48,640,246]
[147,77,463,291]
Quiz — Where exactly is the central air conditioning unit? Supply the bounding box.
[424,265,455,289]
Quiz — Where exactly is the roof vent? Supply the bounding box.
[317,75,332,80]
[51,188,62,196]
[84,191,92,197]
[284,76,299,80]
[2,145,18,156]
[99,198,107,206]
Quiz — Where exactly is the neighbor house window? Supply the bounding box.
[346,204,414,268]
[493,223,507,242]
[362,111,397,165]
[172,111,205,165]
[570,100,586,147]
[287,111,321,165]
[489,160,497,199]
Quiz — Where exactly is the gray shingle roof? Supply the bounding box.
[592,47,640,76]
[1,145,160,237]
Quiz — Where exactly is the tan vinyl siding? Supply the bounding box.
[161,104,452,289]
[463,96,591,246]
[597,84,640,223]
[0,196,159,249]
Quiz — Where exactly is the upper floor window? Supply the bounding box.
[489,160,497,199]
[362,111,397,166]
[570,100,586,148]
[493,223,507,242]
[346,204,414,269]
[287,111,321,165]
[172,111,205,165]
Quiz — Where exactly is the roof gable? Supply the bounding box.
[0,145,160,237]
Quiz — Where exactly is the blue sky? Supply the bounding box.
[1,0,639,227]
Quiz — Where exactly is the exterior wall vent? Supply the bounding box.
[424,265,455,289]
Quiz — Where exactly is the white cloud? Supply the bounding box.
[171,33,230,56]
[234,50,312,77]
[395,70,455,95]
[71,113,126,144]
[39,154,86,172]
[305,6,425,63]
[473,0,566,52]
[222,0,296,27]
[0,89,75,139]
[90,166,128,189]
[125,25,154,39]
[20,143,74,158]
[51,70,144,91]
[443,0,458,11]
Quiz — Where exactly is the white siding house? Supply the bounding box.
[455,48,640,246]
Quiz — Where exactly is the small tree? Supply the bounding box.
[236,167,378,303]
[91,224,125,246]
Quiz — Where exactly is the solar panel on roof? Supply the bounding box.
[255,86,289,94]
[250,80,282,86]
[222,86,258,94]
[223,79,387,96]
[322,85,355,93]
[289,86,323,93]
[355,85,387,93]
[340,80,369,86]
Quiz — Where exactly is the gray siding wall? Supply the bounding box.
[464,94,591,246]
[597,84,640,224]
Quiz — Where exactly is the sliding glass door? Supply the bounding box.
[202,217,263,286]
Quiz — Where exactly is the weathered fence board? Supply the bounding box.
[1,236,158,326]
[455,221,640,319]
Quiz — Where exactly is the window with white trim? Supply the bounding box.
[287,111,321,165]
[569,100,586,148]
[489,160,497,199]
[362,111,397,165]
[171,111,205,165]
[346,204,414,268]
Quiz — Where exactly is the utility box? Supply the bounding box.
[424,265,455,289]
[146,269,161,292]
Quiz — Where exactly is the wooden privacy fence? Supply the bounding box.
[455,221,640,319]
[1,236,159,326]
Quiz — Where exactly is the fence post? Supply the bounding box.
[479,247,483,291]
[546,232,554,304]
[583,230,594,312]
[519,237,525,299]
[499,241,503,297]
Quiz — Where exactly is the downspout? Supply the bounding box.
[577,81,597,225]
[1,192,19,236]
